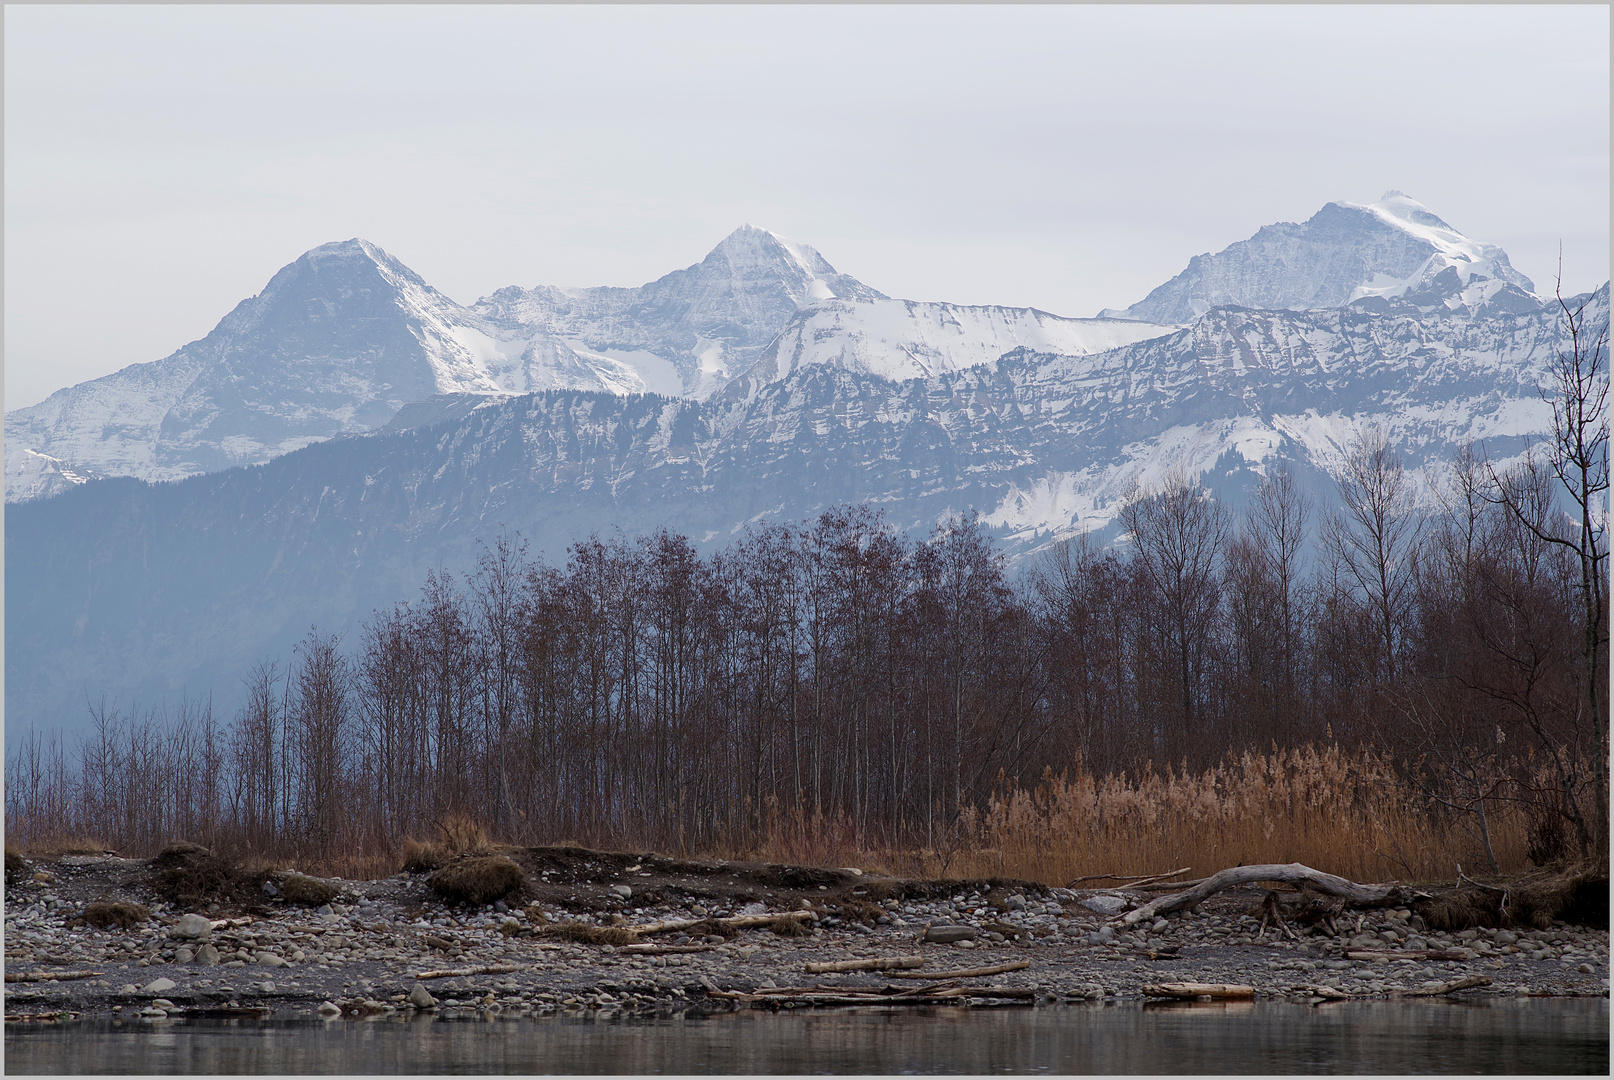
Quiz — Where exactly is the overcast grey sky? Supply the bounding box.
[5,4,1608,409]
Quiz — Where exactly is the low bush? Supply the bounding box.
[428,855,524,905]
[149,842,256,909]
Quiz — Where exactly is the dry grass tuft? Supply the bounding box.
[769,915,811,937]
[428,855,524,906]
[437,814,500,856]
[80,901,151,929]
[401,838,447,874]
[277,873,341,906]
[401,815,506,875]
[546,920,640,946]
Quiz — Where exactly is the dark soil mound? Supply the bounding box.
[1417,869,1609,930]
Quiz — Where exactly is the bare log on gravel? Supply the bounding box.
[4,971,103,983]
[715,983,1035,1007]
[803,955,924,974]
[412,964,523,980]
[886,960,1030,979]
[1142,983,1256,999]
[618,944,715,956]
[1120,863,1416,927]
[1293,985,1352,1000]
[1400,975,1492,996]
[1346,949,1472,962]
[630,910,813,936]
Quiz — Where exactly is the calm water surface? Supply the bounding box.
[5,999,1608,1075]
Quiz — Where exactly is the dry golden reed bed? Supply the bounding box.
[14,747,1529,887]
[697,747,1529,887]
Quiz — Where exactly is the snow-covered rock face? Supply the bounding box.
[0,198,1566,507]
[4,227,887,500]
[3,238,634,493]
[3,448,105,504]
[745,299,1177,384]
[1102,192,1536,324]
[471,224,887,398]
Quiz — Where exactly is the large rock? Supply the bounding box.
[169,913,213,939]
[1079,894,1128,916]
[923,924,978,944]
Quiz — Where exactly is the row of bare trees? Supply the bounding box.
[8,303,1605,870]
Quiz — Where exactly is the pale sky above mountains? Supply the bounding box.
[5,4,1608,409]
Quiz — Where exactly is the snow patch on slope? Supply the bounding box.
[757,299,1179,382]
[5,447,105,503]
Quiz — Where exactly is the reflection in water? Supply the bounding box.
[5,998,1608,1075]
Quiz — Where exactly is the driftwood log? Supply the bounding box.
[1346,949,1471,962]
[1401,975,1492,996]
[887,960,1030,979]
[1120,863,1415,927]
[4,971,103,983]
[629,910,813,936]
[714,982,1035,1007]
[412,964,523,980]
[1142,982,1256,999]
[618,944,715,956]
[803,955,923,974]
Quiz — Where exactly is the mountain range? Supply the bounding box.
[6,192,1603,740]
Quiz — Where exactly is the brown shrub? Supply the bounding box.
[150,843,256,909]
[278,873,340,906]
[5,847,27,885]
[401,838,447,874]
[428,856,524,906]
[81,901,151,929]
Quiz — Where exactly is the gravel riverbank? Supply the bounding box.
[5,850,1607,1023]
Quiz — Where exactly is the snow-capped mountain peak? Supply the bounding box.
[1102,192,1535,324]
[1343,192,1534,303]
[707,224,850,303]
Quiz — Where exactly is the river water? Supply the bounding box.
[5,998,1608,1074]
